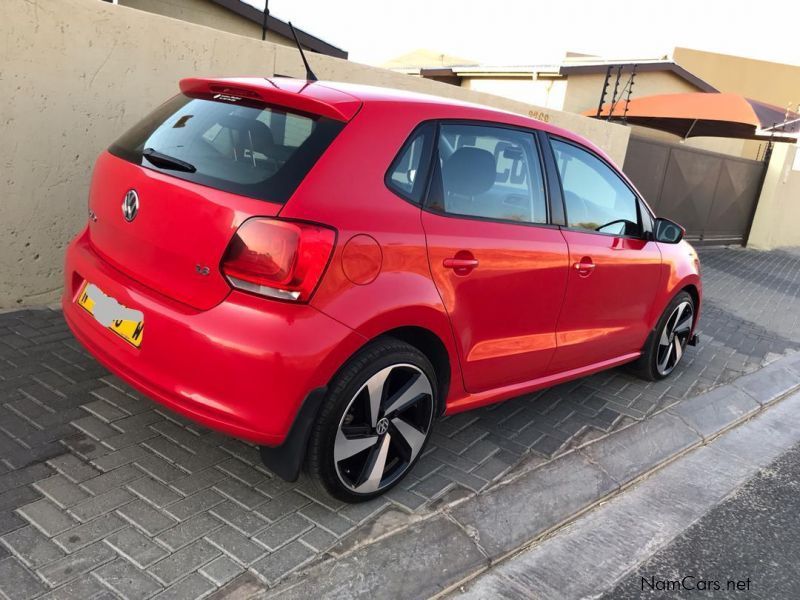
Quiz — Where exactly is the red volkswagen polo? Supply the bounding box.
[63,77,701,502]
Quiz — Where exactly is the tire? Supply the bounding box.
[633,291,695,381]
[305,337,438,502]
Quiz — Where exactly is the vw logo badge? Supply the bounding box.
[376,418,390,435]
[122,190,139,222]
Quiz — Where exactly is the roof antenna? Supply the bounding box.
[288,21,318,82]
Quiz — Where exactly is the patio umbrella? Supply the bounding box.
[585,92,800,141]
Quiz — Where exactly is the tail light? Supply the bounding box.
[222,218,336,302]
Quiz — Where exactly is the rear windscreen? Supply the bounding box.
[108,94,344,204]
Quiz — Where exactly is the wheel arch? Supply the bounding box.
[373,325,451,416]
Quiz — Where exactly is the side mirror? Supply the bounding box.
[653,217,685,244]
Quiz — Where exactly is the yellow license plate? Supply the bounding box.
[76,282,144,348]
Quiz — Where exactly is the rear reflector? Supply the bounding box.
[222,218,335,302]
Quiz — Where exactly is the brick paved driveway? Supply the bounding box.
[0,247,798,599]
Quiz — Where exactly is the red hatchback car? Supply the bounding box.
[63,77,701,501]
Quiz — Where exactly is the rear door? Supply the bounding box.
[544,136,662,372]
[421,122,569,393]
[89,91,345,310]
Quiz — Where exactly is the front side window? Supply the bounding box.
[109,94,344,204]
[550,138,640,236]
[428,123,547,224]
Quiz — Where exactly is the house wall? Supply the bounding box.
[462,77,568,110]
[673,47,800,111]
[118,0,296,46]
[0,0,629,309]
[747,144,800,250]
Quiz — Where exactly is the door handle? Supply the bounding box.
[443,258,479,269]
[443,252,479,275]
[573,257,596,277]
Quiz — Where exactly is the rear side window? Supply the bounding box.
[428,123,547,224]
[386,122,435,204]
[550,138,640,236]
[109,94,344,204]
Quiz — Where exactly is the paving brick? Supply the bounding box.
[0,462,53,492]
[92,445,150,472]
[156,514,222,551]
[0,556,47,600]
[250,540,314,585]
[253,491,309,523]
[384,487,427,511]
[46,453,100,483]
[104,527,168,568]
[72,414,119,441]
[81,463,141,495]
[204,525,265,565]
[148,539,220,585]
[0,485,42,514]
[17,498,77,537]
[94,558,164,600]
[82,398,128,423]
[39,575,107,600]
[69,487,133,522]
[253,514,312,551]
[0,510,26,537]
[200,554,243,587]
[170,468,227,496]
[117,499,178,537]
[299,526,338,553]
[212,478,268,510]
[437,465,488,492]
[152,572,215,600]
[127,476,182,507]
[164,488,224,522]
[410,473,453,499]
[53,513,126,552]
[134,454,187,484]
[1,525,64,569]
[215,458,269,487]
[37,541,116,587]
[297,502,354,536]
[33,474,90,508]
[144,437,221,474]
[209,501,268,536]
[336,497,390,524]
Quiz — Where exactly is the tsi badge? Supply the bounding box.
[122,189,139,222]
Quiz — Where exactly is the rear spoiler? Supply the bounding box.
[179,77,361,122]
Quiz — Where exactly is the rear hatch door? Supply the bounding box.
[87,79,359,310]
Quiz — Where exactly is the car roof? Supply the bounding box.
[295,79,610,161]
[190,77,609,162]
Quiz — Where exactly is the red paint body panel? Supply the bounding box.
[63,229,365,445]
[548,231,663,372]
[87,152,280,311]
[422,212,569,392]
[63,78,703,447]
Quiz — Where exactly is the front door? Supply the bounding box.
[546,137,662,372]
[422,122,569,393]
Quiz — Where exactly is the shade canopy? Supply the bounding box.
[585,92,800,141]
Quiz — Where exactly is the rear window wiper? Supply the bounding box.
[142,148,196,173]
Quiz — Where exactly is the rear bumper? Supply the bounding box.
[63,228,364,446]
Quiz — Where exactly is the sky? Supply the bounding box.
[243,0,800,68]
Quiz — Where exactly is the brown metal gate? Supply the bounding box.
[622,136,766,245]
